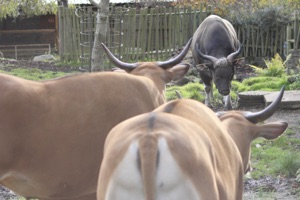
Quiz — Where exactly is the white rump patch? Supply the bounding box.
[105,140,144,200]
[156,138,200,200]
[105,138,200,200]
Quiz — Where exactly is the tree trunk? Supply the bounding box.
[90,0,110,71]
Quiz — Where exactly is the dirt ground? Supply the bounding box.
[0,58,299,200]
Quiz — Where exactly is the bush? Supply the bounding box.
[213,1,292,28]
[260,54,286,77]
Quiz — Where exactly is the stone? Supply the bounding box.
[33,54,56,62]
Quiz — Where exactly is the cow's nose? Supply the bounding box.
[220,89,230,96]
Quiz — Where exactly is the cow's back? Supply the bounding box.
[191,15,239,64]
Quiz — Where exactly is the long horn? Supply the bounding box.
[157,38,192,69]
[245,86,285,123]
[227,41,242,62]
[101,43,138,70]
[196,43,218,65]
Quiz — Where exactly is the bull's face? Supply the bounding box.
[195,42,241,96]
[212,59,234,96]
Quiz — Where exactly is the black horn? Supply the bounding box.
[101,43,138,70]
[196,43,218,65]
[245,86,285,123]
[157,38,193,69]
[227,41,242,62]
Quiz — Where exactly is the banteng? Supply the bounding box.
[191,15,242,110]
[98,87,287,200]
[0,39,191,200]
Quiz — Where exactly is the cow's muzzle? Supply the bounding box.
[219,89,230,96]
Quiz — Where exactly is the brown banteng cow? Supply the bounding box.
[191,15,242,110]
[97,86,287,200]
[0,39,192,200]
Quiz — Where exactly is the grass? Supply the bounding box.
[166,82,205,102]
[0,68,70,81]
[250,131,300,179]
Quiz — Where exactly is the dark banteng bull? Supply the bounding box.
[97,86,287,200]
[0,39,191,200]
[191,15,242,110]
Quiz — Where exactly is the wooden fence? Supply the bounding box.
[287,10,300,53]
[58,6,297,67]
[236,25,286,59]
[285,10,300,74]
[58,4,213,64]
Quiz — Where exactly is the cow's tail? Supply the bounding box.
[138,134,158,200]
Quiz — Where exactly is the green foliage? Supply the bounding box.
[242,76,289,91]
[212,0,292,27]
[257,54,286,77]
[289,75,300,90]
[231,80,249,92]
[241,53,293,91]
[0,0,57,19]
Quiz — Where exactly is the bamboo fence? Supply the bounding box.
[58,6,299,67]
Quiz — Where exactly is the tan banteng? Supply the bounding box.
[98,87,287,200]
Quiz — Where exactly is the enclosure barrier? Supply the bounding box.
[58,6,299,68]
[0,44,51,60]
[58,4,213,65]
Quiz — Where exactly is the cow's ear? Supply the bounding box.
[255,122,288,140]
[168,63,190,81]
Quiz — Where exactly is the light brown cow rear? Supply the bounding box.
[98,87,287,200]
[0,39,192,200]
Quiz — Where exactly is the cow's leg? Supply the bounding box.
[204,83,213,108]
[223,94,232,110]
[197,65,213,108]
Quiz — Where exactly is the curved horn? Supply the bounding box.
[157,38,192,69]
[101,43,138,70]
[196,43,218,65]
[227,41,242,62]
[245,86,285,123]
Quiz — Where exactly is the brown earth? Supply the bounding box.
[0,58,299,200]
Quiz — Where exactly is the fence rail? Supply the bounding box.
[0,44,51,60]
[58,6,299,67]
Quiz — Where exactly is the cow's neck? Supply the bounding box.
[219,114,252,173]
